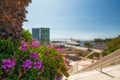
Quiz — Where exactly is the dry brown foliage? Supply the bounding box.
[0,0,31,41]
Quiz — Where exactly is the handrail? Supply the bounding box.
[81,51,96,61]
[69,49,120,75]
[78,49,120,73]
[91,49,120,68]
[69,51,99,74]
[84,54,120,71]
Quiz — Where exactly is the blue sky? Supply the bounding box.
[23,0,120,40]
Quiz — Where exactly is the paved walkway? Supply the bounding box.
[64,64,120,80]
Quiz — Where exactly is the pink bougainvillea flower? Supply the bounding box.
[53,45,58,49]
[64,60,67,65]
[46,50,49,56]
[2,58,15,70]
[27,41,31,47]
[56,48,61,52]
[54,77,59,80]
[33,61,42,69]
[2,65,7,70]
[32,40,40,48]
[20,42,27,51]
[47,45,52,49]
[10,57,16,66]
[55,56,59,60]
[42,66,44,72]
[2,59,11,69]
[23,60,33,69]
[30,52,38,59]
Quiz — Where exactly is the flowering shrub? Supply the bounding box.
[0,40,69,80]
[0,38,20,61]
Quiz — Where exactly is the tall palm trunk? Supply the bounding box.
[0,0,31,41]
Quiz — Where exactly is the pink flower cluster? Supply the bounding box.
[33,61,42,69]
[30,52,39,58]
[2,58,15,70]
[55,56,59,60]
[32,40,40,48]
[23,60,33,68]
[47,45,61,53]
[53,46,61,52]
[22,60,42,69]
[23,51,42,69]
[47,45,52,49]
[56,48,61,52]
[64,59,67,65]
[53,45,58,49]
[20,42,27,51]
[54,77,60,80]
[20,40,40,51]
[46,50,49,56]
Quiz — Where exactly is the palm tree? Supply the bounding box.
[0,0,31,41]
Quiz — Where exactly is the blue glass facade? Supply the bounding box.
[32,28,40,41]
[40,28,50,45]
[32,28,50,45]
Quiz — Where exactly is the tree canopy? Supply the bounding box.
[106,35,120,52]
[22,29,32,41]
[102,35,120,56]
[84,42,91,50]
[0,0,31,41]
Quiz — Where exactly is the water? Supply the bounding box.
[79,41,86,46]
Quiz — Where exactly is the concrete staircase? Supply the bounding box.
[66,64,120,80]
[63,49,120,80]
[80,49,120,72]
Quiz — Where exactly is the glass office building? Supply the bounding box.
[32,28,50,45]
[32,28,40,41]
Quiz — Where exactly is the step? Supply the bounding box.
[63,64,120,80]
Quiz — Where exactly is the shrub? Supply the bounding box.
[93,52,100,57]
[88,55,94,59]
[22,29,32,42]
[78,51,83,56]
[0,38,20,60]
[106,36,120,53]
[0,40,69,80]
[102,35,120,56]
[84,42,91,50]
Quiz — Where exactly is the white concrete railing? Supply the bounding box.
[69,51,99,75]
[69,49,120,75]
[77,49,120,73]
